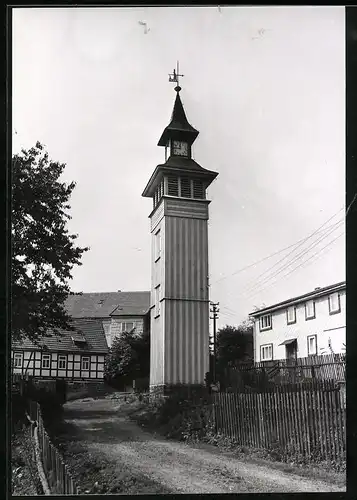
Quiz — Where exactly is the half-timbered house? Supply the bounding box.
[11,318,108,381]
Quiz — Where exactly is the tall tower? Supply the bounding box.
[142,78,218,393]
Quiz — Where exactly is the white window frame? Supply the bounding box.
[328,293,341,315]
[13,352,23,368]
[81,357,90,370]
[307,334,317,356]
[286,306,296,325]
[305,300,315,320]
[155,285,161,317]
[155,229,162,261]
[42,354,50,369]
[259,314,272,331]
[260,343,273,361]
[121,322,135,333]
[58,355,67,369]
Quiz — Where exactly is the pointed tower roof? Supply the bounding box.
[158,86,199,146]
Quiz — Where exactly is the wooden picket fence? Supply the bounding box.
[29,400,79,495]
[223,354,345,390]
[213,379,346,465]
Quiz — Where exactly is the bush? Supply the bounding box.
[130,389,215,443]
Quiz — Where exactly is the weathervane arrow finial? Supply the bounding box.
[168,61,184,91]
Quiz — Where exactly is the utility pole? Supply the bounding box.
[210,301,219,382]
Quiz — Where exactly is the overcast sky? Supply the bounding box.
[12,6,345,328]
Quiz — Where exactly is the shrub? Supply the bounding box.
[131,389,215,443]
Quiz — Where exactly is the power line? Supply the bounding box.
[244,231,344,302]
[220,308,237,319]
[212,207,344,286]
[238,215,343,297]
[222,219,343,307]
[220,304,238,315]
[239,218,344,298]
[245,231,343,301]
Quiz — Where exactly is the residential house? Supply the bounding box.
[11,318,108,381]
[64,291,151,348]
[249,281,346,362]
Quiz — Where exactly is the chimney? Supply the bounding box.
[314,287,321,290]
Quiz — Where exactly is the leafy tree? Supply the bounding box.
[104,330,150,384]
[215,319,253,374]
[12,142,89,342]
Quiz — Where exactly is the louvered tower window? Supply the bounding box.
[180,177,191,198]
[168,176,179,196]
[193,179,205,199]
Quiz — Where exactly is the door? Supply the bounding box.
[286,340,297,362]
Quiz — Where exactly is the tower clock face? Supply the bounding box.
[172,140,188,156]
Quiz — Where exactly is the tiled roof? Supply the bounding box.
[12,319,108,354]
[249,281,346,317]
[65,291,151,318]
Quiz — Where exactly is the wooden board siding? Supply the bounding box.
[165,216,209,300]
[150,197,165,232]
[11,350,105,380]
[150,312,165,386]
[164,198,209,220]
[164,299,209,384]
[149,197,210,387]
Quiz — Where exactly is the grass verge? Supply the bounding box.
[11,424,43,496]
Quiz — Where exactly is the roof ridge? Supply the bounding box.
[249,280,345,316]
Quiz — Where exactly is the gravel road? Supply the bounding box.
[62,397,345,494]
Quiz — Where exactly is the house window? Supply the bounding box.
[260,344,273,361]
[13,353,23,368]
[155,285,161,317]
[305,300,315,320]
[193,179,205,199]
[58,355,67,369]
[286,306,296,325]
[42,354,50,369]
[180,177,192,198]
[155,229,162,261]
[259,314,272,331]
[307,335,317,356]
[328,293,341,315]
[168,176,179,196]
[122,322,135,332]
[81,357,90,370]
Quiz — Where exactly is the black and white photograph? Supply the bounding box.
[11,5,346,495]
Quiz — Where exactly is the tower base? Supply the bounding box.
[149,383,209,400]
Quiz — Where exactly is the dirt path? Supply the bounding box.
[60,397,345,494]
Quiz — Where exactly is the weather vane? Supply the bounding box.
[168,61,184,90]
